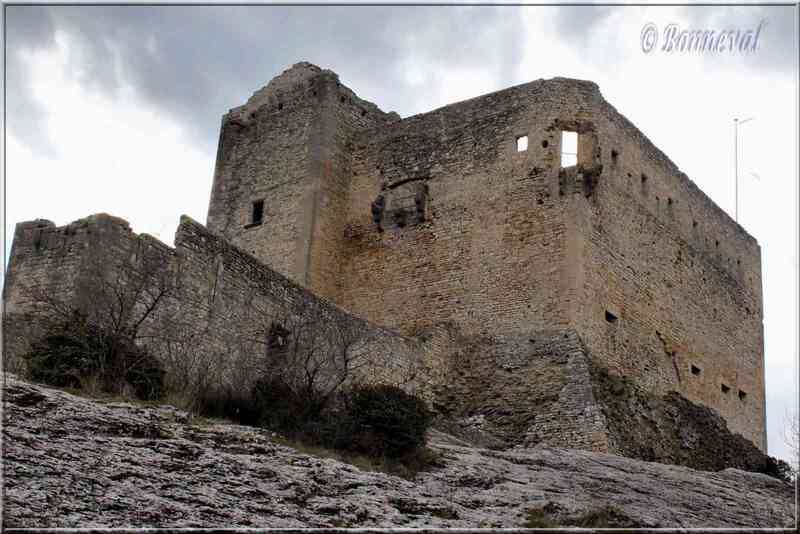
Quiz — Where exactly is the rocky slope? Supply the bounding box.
[2,375,795,529]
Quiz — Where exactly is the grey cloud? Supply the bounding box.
[551,5,614,46]
[5,5,526,157]
[5,6,59,157]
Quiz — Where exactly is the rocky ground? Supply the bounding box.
[2,375,796,529]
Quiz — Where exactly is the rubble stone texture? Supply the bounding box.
[3,62,766,458]
[205,62,766,450]
[2,377,794,529]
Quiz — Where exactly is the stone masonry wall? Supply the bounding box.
[172,216,425,394]
[3,214,425,397]
[561,95,765,450]
[2,212,616,451]
[2,214,175,372]
[204,66,765,450]
[6,64,766,455]
[338,79,605,338]
[206,62,397,296]
[330,75,764,450]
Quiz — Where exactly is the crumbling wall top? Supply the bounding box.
[9,213,178,254]
[226,61,397,124]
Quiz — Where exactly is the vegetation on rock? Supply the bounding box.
[24,313,165,400]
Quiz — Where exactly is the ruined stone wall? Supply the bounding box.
[172,216,425,393]
[302,72,401,304]
[3,212,425,396]
[564,97,766,450]
[206,63,396,296]
[338,79,605,338]
[2,214,174,371]
[205,69,318,284]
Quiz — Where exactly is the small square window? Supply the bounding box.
[691,364,701,375]
[738,390,747,401]
[516,135,528,152]
[561,131,578,167]
[721,383,731,394]
[251,200,264,226]
[604,310,618,324]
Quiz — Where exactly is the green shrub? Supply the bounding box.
[341,384,431,458]
[25,330,90,389]
[23,314,164,401]
[251,376,304,431]
[243,380,432,463]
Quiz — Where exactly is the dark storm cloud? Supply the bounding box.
[5,5,526,156]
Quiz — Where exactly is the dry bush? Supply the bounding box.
[21,244,178,399]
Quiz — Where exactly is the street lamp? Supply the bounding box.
[734,117,755,222]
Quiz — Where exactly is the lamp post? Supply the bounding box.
[734,117,755,222]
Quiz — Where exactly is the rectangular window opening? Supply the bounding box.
[690,364,701,376]
[251,199,265,226]
[560,131,578,167]
[604,310,618,324]
[516,135,528,152]
[738,390,747,401]
[721,383,731,394]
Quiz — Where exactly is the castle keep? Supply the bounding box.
[4,62,766,453]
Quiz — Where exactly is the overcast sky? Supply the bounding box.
[2,3,798,465]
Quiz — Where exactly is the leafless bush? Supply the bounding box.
[20,243,179,398]
[243,298,370,418]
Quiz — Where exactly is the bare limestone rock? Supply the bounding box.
[2,376,794,529]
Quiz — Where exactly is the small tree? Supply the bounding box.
[239,296,422,435]
[249,301,370,422]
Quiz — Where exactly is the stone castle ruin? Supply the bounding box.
[3,62,766,458]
